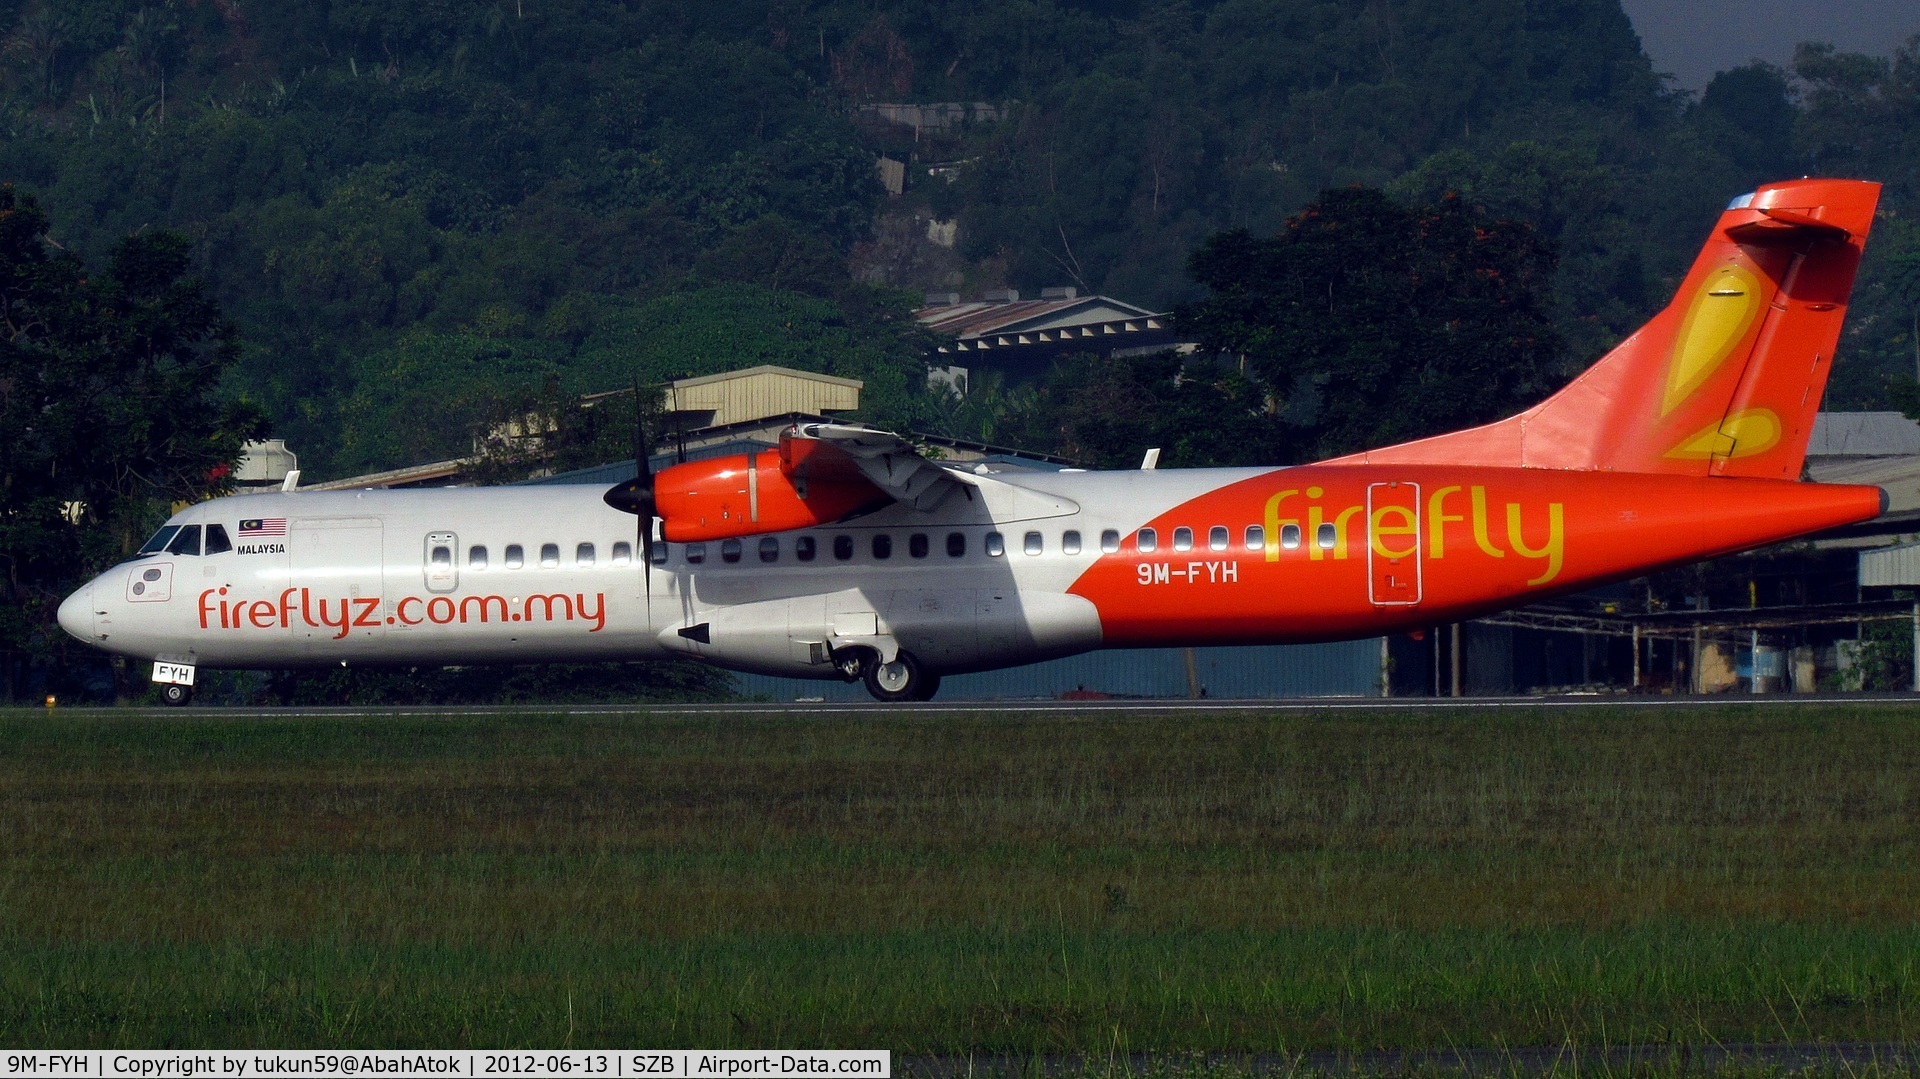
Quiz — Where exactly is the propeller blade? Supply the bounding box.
[636,380,657,575]
[600,381,659,599]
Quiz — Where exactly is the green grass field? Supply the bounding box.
[2,703,1919,1054]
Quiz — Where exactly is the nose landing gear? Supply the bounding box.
[159,683,194,707]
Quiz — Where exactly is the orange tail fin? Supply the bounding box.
[1331,178,1881,478]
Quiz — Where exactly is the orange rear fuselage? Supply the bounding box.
[1072,465,1883,646]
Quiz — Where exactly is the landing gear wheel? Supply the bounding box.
[833,649,865,683]
[159,683,194,707]
[862,650,939,702]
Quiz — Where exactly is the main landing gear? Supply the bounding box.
[836,647,941,702]
[159,683,194,707]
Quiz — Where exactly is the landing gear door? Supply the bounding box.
[1366,482,1422,607]
[424,531,457,594]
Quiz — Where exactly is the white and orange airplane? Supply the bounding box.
[59,178,1887,703]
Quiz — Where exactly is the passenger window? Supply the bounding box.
[946,532,966,557]
[1173,527,1194,552]
[685,543,706,565]
[505,544,525,569]
[165,525,202,556]
[611,542,631,566]
[1100,529,1120,554]
[650,542,669,565]
[1281,524,1301,550]
[430,545,453,570]
[833,535,854,561]
[469,545,489,570]
[137,525,181,555]
[1137,528,1158,553]
[985,532,1005,557]
[1063,530,1082,555]
[204,524,233,555]
[539,543,560,568]
[909,533,929,558]
[576,542,595,566]
[872,534,893,560]
[721,538,742,563]
[1209,526,1229,551]
[1316,523,1337,550]
[759,537,779,563]
[796,536,817,562]
[1024,531,1043,556]
[1244,525,1264,550]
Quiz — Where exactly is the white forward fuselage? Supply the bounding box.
[59,467,1251,680]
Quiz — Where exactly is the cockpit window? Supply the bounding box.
[204,524,232,555]
[137,525,180,555]
[164,524,202,556]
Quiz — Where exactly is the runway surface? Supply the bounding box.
[26,691,1920,720]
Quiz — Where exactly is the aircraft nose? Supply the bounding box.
[56,584,94,642]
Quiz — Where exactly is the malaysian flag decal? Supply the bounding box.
[239,518,287,537]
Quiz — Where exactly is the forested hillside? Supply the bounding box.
[1,0,1916,478]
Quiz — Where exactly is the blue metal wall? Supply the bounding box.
[732,639,1382,701]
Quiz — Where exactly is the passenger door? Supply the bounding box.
[423,531,458,593]
[1366,481,1423,606]
[289,518,385,645]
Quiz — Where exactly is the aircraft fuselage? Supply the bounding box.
[59,462,1883,683]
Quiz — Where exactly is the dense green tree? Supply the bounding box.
[1388,140,1641,361]
[1007,352,1288,468]
[0,0,1912,482]
[1179,186,1562,461]
[1694,63,1799,179]
[0,185,265,698]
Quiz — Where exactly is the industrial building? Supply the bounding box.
[915,287,1179,392]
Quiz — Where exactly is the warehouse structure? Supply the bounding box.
[916,287,1179,392]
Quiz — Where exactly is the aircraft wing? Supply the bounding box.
[785,423,973,513]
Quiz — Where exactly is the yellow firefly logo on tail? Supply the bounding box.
[1662,263,1763,416]
[1665,408,1783,460]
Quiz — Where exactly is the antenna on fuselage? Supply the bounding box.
[1140,448,1161,470]
[671,381,687,465]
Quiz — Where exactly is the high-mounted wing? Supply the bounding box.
[649,423,974,542]
[787,422,969,513]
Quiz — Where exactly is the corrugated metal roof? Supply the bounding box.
[1808,412,1920,457]
[1806,454,1920,513]
[671,365,861,391]
[916,296,1161,339]
[669,366,861,428]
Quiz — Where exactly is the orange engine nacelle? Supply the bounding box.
[654,449,888,541]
